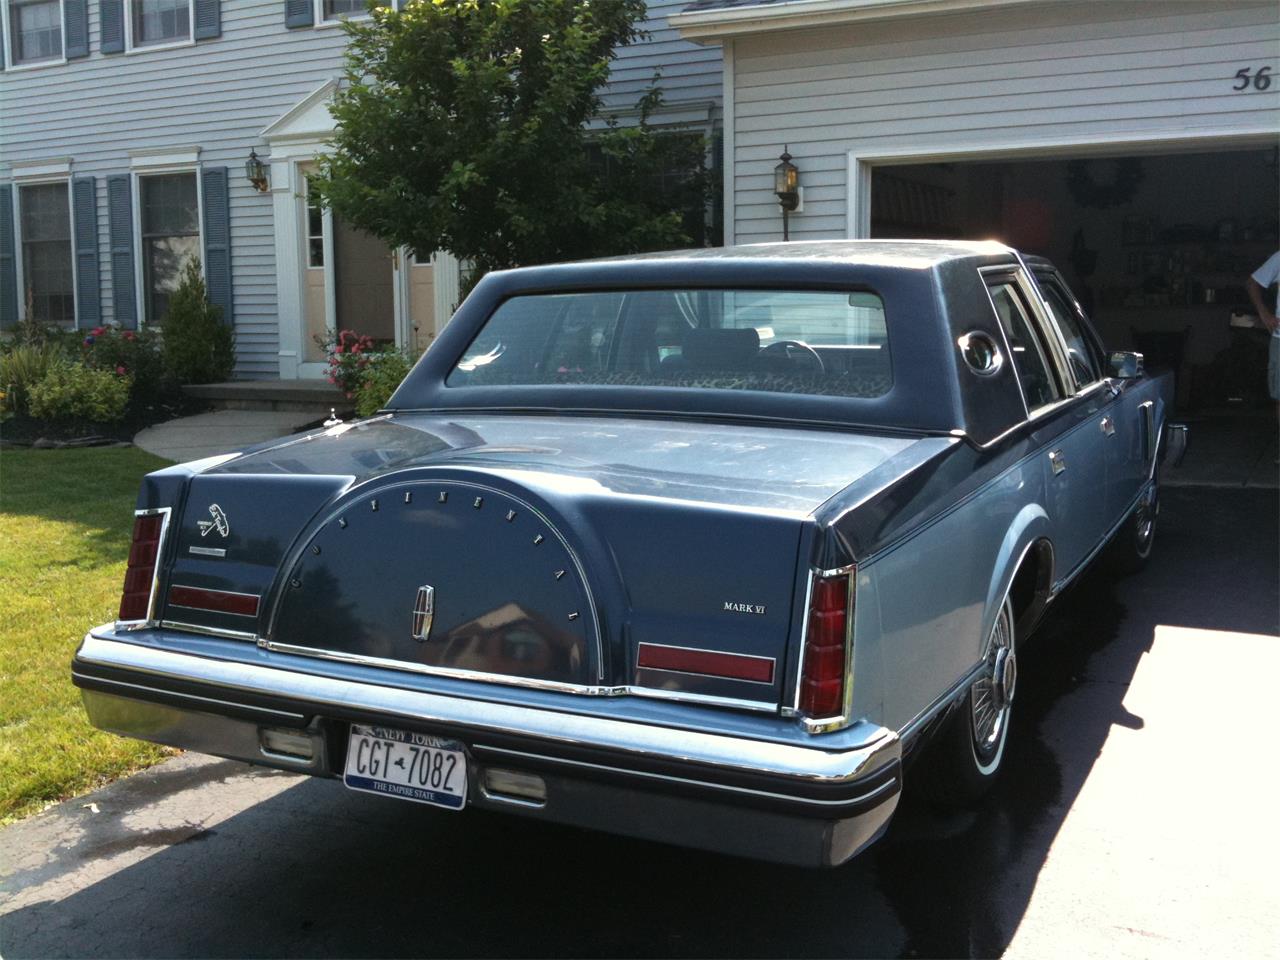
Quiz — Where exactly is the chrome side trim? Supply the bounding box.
[160,621,259,642]
[471,744,900,809]
[71,670,306,722]
[255,637,780,712]
[188,546,227,558]
[77,631,897,785]
[115,507,172,632]
[258,638,629,696]
[627,684,775,714]
[171,586,261,602]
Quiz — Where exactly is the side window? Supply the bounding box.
[1037,277,1101,388]
[985,279,1061,411]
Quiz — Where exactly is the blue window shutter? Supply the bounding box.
[64,0,90,58]
[0,185,16,329]
[285,0,313,29]
[100,0,124,54]
[107,175,136,327]
[72,178,101,326]
[201,167,232,324]
[194,0,221,39]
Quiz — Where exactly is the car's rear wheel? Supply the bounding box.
[922,595,1017,806]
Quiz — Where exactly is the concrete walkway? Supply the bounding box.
[133,410,324,463]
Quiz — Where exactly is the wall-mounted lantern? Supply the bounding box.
[774,146,800,241]
[245,149,270,193]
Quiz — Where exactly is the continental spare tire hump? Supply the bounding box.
[269,478,601,690]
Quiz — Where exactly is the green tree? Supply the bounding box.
[312,0,712,289]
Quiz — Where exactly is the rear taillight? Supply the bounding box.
[118,512,166,623]
[799,569,853,724]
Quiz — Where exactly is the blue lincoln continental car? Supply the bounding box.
[73,241,1184,867]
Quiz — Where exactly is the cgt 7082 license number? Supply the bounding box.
[343,724,468,810]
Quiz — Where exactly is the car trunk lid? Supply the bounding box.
[168,414,921,709]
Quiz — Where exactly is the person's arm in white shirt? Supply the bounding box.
[1248,252,1280,332]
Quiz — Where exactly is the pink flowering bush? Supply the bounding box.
[316,330,416,414]
[319,329,378,398]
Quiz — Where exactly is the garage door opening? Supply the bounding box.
[870,148,1279,414]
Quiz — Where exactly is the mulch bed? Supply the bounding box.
[1,393,210,449]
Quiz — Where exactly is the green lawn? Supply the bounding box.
[0,446,175,823]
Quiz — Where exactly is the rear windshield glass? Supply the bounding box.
[446,289,892,398]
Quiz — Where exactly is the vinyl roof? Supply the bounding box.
[591,239,1014,269]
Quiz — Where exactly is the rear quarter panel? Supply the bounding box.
[856,451,1051,733]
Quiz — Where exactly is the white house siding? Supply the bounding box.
[726,0,1280,245]
[0,1,722,379]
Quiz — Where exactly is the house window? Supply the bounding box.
[130,0,191,47]
[318,0,389,23]
[139,172,200,323]
[7,0,63,65]
[18,181,75,326]
[306,178,324,268]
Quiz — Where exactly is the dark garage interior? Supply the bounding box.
[871,147,1280,415]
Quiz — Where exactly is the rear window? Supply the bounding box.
[446,289,892,399]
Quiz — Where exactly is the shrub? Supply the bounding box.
[27,360,131,424]
[354,349,415,417]
[80,325,168,411]
[161,259,235,384]
[0,342,64,417]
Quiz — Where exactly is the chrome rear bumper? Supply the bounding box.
[74,628,902,866]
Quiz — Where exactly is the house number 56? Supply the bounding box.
[1233,66,1272,91]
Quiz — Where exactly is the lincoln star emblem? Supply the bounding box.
[196,504,230,539]
[411,585,436,641]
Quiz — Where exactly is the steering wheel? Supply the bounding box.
[759,339,825,373]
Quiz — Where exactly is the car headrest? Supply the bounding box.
[682,328,761,368]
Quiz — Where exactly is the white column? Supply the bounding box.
[430,250,462,337]
[845,152,873,239]
[722,39,735,247]
[269,158,302,379]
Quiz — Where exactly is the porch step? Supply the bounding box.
[183,379,353,415]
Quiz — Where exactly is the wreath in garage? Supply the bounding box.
[1065,158,1145,209]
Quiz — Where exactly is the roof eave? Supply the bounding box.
[670,0,1047,42]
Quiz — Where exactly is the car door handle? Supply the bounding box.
[1049,449,1067,475]
[1100,416,1115,436]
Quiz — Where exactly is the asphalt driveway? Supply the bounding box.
[1,486,1277,959]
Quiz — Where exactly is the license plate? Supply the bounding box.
[343,724,467,810]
